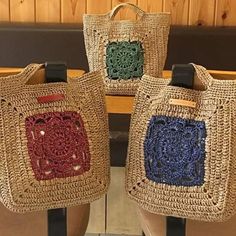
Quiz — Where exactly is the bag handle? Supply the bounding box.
[191,64,213,90]
[109,3,145,20]
[18,63,44,84]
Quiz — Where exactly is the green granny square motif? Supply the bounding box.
[106,41,144,80]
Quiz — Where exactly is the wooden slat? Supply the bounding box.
[61,0,86,23]
[189,0,216,26]
[215,0,236,26]
[10,0,35,22]
[86,0,111,14]
[35,0,60,23]
[106,167,142,235]
[163,0,189,25]
[0,68,85,77]
[138,0,163,12]
[1,68,236,114]
[106,96,134,114]
[112,0,138,20]
[0,0,10,21]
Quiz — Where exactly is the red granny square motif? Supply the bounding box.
[25,112,91,180]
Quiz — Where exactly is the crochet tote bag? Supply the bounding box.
[0,64,110,213]
[126,64,236,222]
[83,3,170,95]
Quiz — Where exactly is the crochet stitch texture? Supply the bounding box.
[144,115,206,186]
[106,41,144,80]
[25,111,91,180]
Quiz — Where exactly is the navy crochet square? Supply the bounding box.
[144,115,206,186]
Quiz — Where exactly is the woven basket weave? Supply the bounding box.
[83,3,170,95]
[0,64,110,213]
[126,64,236,222]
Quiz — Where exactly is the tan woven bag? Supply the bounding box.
[83,3,170,95]
[0,64,110,213]
[126,64,236,222]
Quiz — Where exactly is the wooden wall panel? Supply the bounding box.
[112,0,138,20]
[61,0,86,23]
[1,0,236,25]
[36,0,60,23]
[138,0,163,12]
[87,0,111,14]
[0,0,10,21]
[10,0,35,22]
[164,0,189,25]
[189,0,216,26]
[215,0,236,26]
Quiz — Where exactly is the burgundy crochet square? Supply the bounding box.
[25,112,91,180]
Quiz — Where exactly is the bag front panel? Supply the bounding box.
[83,13,170,95]
[0,72,110,212]
[126,84,236,222]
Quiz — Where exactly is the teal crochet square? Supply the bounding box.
[106,41,144,80]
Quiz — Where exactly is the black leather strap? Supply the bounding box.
[166,64,195,236]
[170,64,195,89]
[45,62,67,83]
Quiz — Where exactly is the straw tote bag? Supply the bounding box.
[126,64,236,222]
[0,64,110,213]
[83,3,170,95]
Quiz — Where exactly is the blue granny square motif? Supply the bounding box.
[106,41,144,80]
[144,116,206,186]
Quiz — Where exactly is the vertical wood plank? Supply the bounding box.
[0,0,10,21]
[36,0,60,23]
[189,0,216,26]
[215,0,236,26]
[106,167,142,235]
[10,0,35,22]
[163,0,189,25]
[61,0,86,23]
[112,0,138,20]
[86,0,111,14]
[86,197,106,234]
[138,0,163,12]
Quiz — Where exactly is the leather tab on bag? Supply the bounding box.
[45,62,67,83]
[37,94,65,103]
[169,98,196,108]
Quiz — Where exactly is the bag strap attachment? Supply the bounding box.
[45,62,67,83]
[46,62,67,236]
[170,64,195,89]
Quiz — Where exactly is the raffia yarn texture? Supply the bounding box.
[83,3,170,95]
[126,64,236,222]
[0,64,110,213]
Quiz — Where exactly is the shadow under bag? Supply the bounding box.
[126,64,236,222]
[0,64,110,213]
[83,3,170,95]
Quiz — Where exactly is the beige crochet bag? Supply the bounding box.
[126,64,236,222]
[83,3,170,95]
[0,64,110,213]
